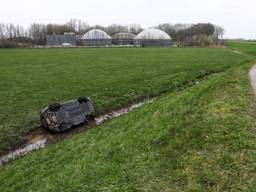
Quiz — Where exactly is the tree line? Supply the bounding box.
[0,19,224,47]
[156,23,224,46]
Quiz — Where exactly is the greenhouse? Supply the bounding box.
[80,29,112,46]
[112,32,135,45]
[134,28,172,47]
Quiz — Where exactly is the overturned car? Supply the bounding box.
[40,97,96,133]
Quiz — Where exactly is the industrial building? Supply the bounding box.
[46,32,76,46]
[134,28,172,47]
[80,29,112,46]
[112,32,135,45]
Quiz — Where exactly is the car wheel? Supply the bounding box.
[49,103,61,112]
[78,96,89,103]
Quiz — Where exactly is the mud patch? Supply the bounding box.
[233,50,243,55]
[95,99,154,125]
[0,139,47,166]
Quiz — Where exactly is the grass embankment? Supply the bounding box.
[228,41,256,56]
[0,48,247,155]
[0,55,255,191]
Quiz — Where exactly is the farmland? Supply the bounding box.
[0,47,248,155]
[0,43,256,191]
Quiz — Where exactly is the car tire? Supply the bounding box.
[49,103,61,112]
[78,96,89,103]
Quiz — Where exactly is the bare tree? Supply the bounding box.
[128,24,143,35]
[214,26,224,39]
[28,23,47,45]
[77,20,90,35]
[104,24,128,36]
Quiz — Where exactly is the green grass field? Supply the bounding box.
[0,43,256,191]
[0,48,248,155]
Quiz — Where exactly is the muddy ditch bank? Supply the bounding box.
[0,99,155,166]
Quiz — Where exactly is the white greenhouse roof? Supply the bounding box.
[112,32,135,39]
[134,28,171,40]
[81,29,111,40]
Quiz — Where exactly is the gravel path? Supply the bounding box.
[249,65,256,94]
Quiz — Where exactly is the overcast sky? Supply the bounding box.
[1,0,255,39]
